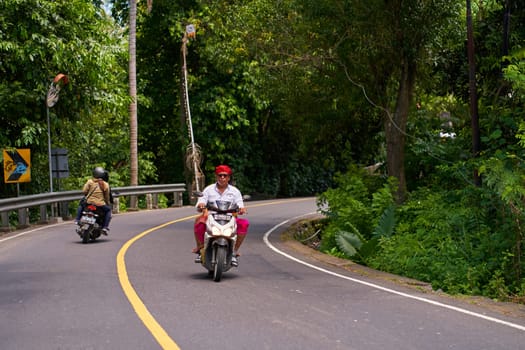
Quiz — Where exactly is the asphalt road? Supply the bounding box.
[1,197,524,350]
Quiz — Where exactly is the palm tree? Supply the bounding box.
[128,0,138,208]
[127,0,152,208]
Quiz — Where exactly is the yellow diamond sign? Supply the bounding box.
[3,149,31,183]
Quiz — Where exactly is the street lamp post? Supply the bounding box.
[45,73,68,218]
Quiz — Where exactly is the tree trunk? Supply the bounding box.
[466,0,481,186]
[385,60,416,204]
[129,0,138,209]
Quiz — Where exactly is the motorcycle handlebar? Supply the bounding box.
[205,205,239,213]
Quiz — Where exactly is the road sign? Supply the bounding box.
[51,148,69,179]
[3,149,31,183]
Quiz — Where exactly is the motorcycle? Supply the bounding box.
[197,200,239,282]
[76,204,105,244]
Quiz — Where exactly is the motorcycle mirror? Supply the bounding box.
[193,191,204,197]
[243,194,251,201]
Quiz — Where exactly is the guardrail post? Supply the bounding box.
[1,212,11,232]
[152,194,159,209]
[38,205,49,224]
[112,197,120,214]
[172,192,183,207]
[129,195,138,211]
[146,193,153,210]
[17,208,30,229]
[60,202,72,220]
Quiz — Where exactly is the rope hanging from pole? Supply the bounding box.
[181,24,203,193]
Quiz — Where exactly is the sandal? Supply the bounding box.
[231,255,238,267]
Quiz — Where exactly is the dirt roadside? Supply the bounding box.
[279,218,525,321]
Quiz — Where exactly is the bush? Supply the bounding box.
[316,167,396,262]
[315,168,525,301]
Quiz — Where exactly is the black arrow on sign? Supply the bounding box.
[7,150,29,181]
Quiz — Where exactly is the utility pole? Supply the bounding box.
[46,73,68,218]
[181,24,204,202]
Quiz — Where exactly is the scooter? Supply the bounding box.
[76,204,105,244]
[198,200,239,282]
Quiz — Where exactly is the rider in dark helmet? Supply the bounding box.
[93,166,105,179]
[74,167,112,235]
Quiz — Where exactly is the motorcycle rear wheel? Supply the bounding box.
[81,228,90,244]
[213,246,227,282]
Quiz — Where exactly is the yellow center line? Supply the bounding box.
[116,197,314,349]
[117,215,195,350]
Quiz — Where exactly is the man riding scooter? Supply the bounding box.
[193,165,249,267]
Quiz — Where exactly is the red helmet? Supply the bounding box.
[215,165,232,175]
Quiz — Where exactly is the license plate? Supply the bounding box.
[81,216,96,225]
[213,214,231,221]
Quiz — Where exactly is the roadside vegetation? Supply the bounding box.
[1,1,525,301]
[311,162,525,303]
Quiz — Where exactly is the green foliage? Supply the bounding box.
[317,168,396,262]
[510,50,525,150]
[335,225,363,258]
[403,93,472,191]
[486,262,511,301]
[317,150,525,300]
[479,155,525,206]
[335,204,396,262]
[365,185,524,298]
[318,169,374,238]
[189,0,387,196]
[0,0,129,195]
[504,49,525,92]
[372,204,396,239]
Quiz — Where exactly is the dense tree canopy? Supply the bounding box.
[0,0,129,194]
[2,0,525,203]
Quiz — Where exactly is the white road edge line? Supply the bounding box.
[0,223,65,243]
[263,213,525,332]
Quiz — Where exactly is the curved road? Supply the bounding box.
[1,198,524,349]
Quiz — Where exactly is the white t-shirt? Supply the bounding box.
[196,183,244,208]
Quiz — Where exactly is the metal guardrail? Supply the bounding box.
[0,183,187,231]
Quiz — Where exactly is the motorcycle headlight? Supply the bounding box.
[211,227,221,236]
[211,226,234,237]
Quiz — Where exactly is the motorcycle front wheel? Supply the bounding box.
[213,246,227,282]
